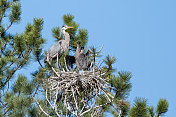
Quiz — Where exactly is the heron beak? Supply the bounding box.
[68,27,74,29]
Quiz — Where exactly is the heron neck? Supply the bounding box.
[76,45,80,52]
[80,50,84,54]
[63,31,70,42]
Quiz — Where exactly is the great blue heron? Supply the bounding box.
[76,46,91,70]
[75,41,81,58]
[44,25,74,66]
[75,41,81,70]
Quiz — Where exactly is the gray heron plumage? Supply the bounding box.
[75,41,81,58]
[44,25,74,63]
[76,46,91,70]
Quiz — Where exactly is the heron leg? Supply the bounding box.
[46,50,49,63]
[50,56,52,64]
[49,50,52,64]
[49,52,52,64]
[64,56,70,72]
[57,53,60,70]
[77,67,80,73]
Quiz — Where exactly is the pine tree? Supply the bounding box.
[0,1,169,117]
[0,0,45,116]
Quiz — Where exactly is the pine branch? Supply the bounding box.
[3,21,13,32]
[32,96,51,117]
[9,1,14,7]
[156,98,169,117]
[0,47,33,89]
[0,0,6,24]
[0,40,8,56]
[1,64,21,89]
[0,1,15,25]
[33,83,40,97]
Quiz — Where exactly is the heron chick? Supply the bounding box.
[76,46,91,70]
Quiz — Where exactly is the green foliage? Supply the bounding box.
[10,2,21,23]
[63,14,75,24]
[13,74,33,95]
[3,86,36,116]
[119,100,130,116]
[111,100,130,117]
[0,0,21,36]
[112,71,132,99]
[1,73,41,116]
[52,26,61,41]
[103,55,116,74]
[72,28,88,48]
[32,18,45,64]
[14,34,25,53]
[63,14,88,51]
[156,98,168,117]
[96,94,111,112]
[90,46,102,63]
[0,2,45,116]
[129,98,169,117]
[129,97,148,117]
[147,106,154,117]
[32,67,46,84]
[0,16,45,89]
[102,55,116,93]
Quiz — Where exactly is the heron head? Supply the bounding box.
[77,41,81,45]
[81,46,84,50]
[80,46,85,53]
[61,25,74,31]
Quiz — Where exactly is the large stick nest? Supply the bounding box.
[48,70,106,95]
[43,68,113,117]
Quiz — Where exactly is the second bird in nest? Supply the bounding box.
[75,41,91,71]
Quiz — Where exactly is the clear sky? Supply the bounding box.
[9,0,176,116]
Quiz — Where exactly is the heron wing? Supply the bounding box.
[49,41,63,58]
[76,54,88,69]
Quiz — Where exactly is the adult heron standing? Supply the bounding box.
[44,25,74,68]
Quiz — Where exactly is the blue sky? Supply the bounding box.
[9,0,176,116]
